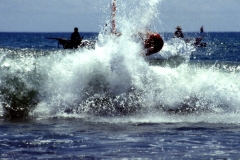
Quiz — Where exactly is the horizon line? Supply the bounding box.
[0,31,239,33]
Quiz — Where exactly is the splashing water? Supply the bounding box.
[1,0,240,124]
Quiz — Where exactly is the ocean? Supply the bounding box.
[1,31,240,159]
[1,0,240,157]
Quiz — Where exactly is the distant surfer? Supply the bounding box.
[71,27,82,48]
[173,26,206,47]
[194,26,205,46]
[46,27,96,49]
[174,26,184,38]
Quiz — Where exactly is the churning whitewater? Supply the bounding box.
[1,0,240,124]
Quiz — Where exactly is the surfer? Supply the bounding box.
[194,36,204,46]
[47,27,96,49]
[174,26,184,38]
[143,31,164,56]
[71,27,82,48]
[194,26,205,46]
[110,0,164,56]
[173,26,206,47]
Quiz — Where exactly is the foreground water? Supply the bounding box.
[1,0,240,159]
[1,118,240,159]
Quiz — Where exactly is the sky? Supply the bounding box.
[0,0,239,33]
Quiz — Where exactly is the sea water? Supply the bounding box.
[1,0,240,159]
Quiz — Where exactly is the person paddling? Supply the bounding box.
[173,26,206,47]
[194,26,205,46]
[174,26,184,38]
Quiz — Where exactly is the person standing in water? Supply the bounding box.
[71,27,82,48]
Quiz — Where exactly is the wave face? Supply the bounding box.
[1,0,240,123]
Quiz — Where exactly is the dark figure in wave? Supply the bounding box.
[71,27,82,48]
[174,26,184,38]
[47,27,96,49]
[174,26,206,47]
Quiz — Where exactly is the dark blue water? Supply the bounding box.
[1,31,240,159]
[189,32,240,62]
[0,32,98,49]
[1,119,240,159]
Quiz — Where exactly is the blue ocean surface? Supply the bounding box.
[0,32,98,49]
[1,31,240,159]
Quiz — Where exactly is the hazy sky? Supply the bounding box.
[0,0,239,32]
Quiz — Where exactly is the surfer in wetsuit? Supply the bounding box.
[71,27,82,48]
[174,26,184,38]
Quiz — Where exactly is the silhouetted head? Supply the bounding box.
[74,27,78,32]
[176,26,182,30]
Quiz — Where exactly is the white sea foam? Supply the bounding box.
[1,0,240,124]
[30,1,240,121]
